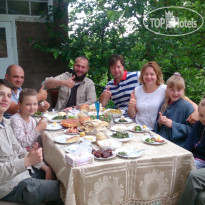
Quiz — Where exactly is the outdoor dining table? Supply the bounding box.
[41,121,195,205]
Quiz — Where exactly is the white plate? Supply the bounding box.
[113,118,133,124]
[108,132,134,142]
[110,125,128,132]
[128,125,146,133]
[141,136,166,145]
[94,152,116,160]
[46,123,63,131]
[115,147,143,158]
[53,134,80,144]
[97,139,122,150]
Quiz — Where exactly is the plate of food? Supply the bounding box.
[115,147,144,158]
[82,136,96,142]
[142,136,166,145]
[64,127,80,135]
[97,139,122,150]
[89,114,112,123]
[92,148,116,160]
[113,116,133,124]
[53,135,80,144]
[47,114,68,123]
[128,125,146,133]
[109,131,134,142]
[46,123,63,131]
[33,111,43,117]
[105,109,125,118]
[110,125,128,132]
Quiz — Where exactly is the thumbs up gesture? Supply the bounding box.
[24,142,43,168]
[99,86,112,107]
[158,112,167,126]
[37,85,47,101]
[102,86,112,100]
[63,75,75,88]
[129,92,137,108]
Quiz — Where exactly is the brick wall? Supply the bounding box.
[16,21,67,91]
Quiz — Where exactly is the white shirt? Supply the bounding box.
[134,84,167,130]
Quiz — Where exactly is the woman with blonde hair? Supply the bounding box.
[154,73,194,147]
[128,61,166,130]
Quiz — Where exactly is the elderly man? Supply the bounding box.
[0,79,63,205]
[4,64,49,118]
[44,56,96,110]
[99,54,140,112]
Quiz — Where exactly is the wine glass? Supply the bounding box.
[95,100,100,119]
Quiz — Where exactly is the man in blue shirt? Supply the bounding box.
[99,54,140,112]
[4,64,49,118]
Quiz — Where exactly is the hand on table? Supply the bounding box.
[24,143,43,168]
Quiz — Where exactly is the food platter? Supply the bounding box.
[64,127,80,135]
[141,136,166,145]
[115,147,143,158]
[46,123,63,131]
[93,152,116,160]
[53,135,80,144]
[128,125,146,133]
[104,109,125,118]
[108,131,134,142]
[113,117,133,124]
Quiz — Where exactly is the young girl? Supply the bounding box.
[10,88,55,179]
[184,97,205,169]
[154,73,194,147]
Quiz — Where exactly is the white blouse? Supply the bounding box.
[134,84,167,130]
[10,113,40,151]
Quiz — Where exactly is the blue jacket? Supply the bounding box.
[184,121,205,161]
[154,98,194,147]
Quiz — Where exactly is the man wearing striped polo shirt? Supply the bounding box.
[99,54,140,113]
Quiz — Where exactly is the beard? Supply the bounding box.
[72,70,87,82]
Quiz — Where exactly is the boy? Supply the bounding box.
[0,79,63,204]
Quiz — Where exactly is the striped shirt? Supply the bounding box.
[106,70,140,112]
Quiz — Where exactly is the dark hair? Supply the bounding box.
[19,88,38,104]
[0,79,12,88]
[108,54,125,68]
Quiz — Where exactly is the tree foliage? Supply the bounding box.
[33,0,205,103]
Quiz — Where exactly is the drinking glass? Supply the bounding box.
[95,100,100,119]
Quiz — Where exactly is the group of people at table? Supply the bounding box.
[0,54,205,205]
